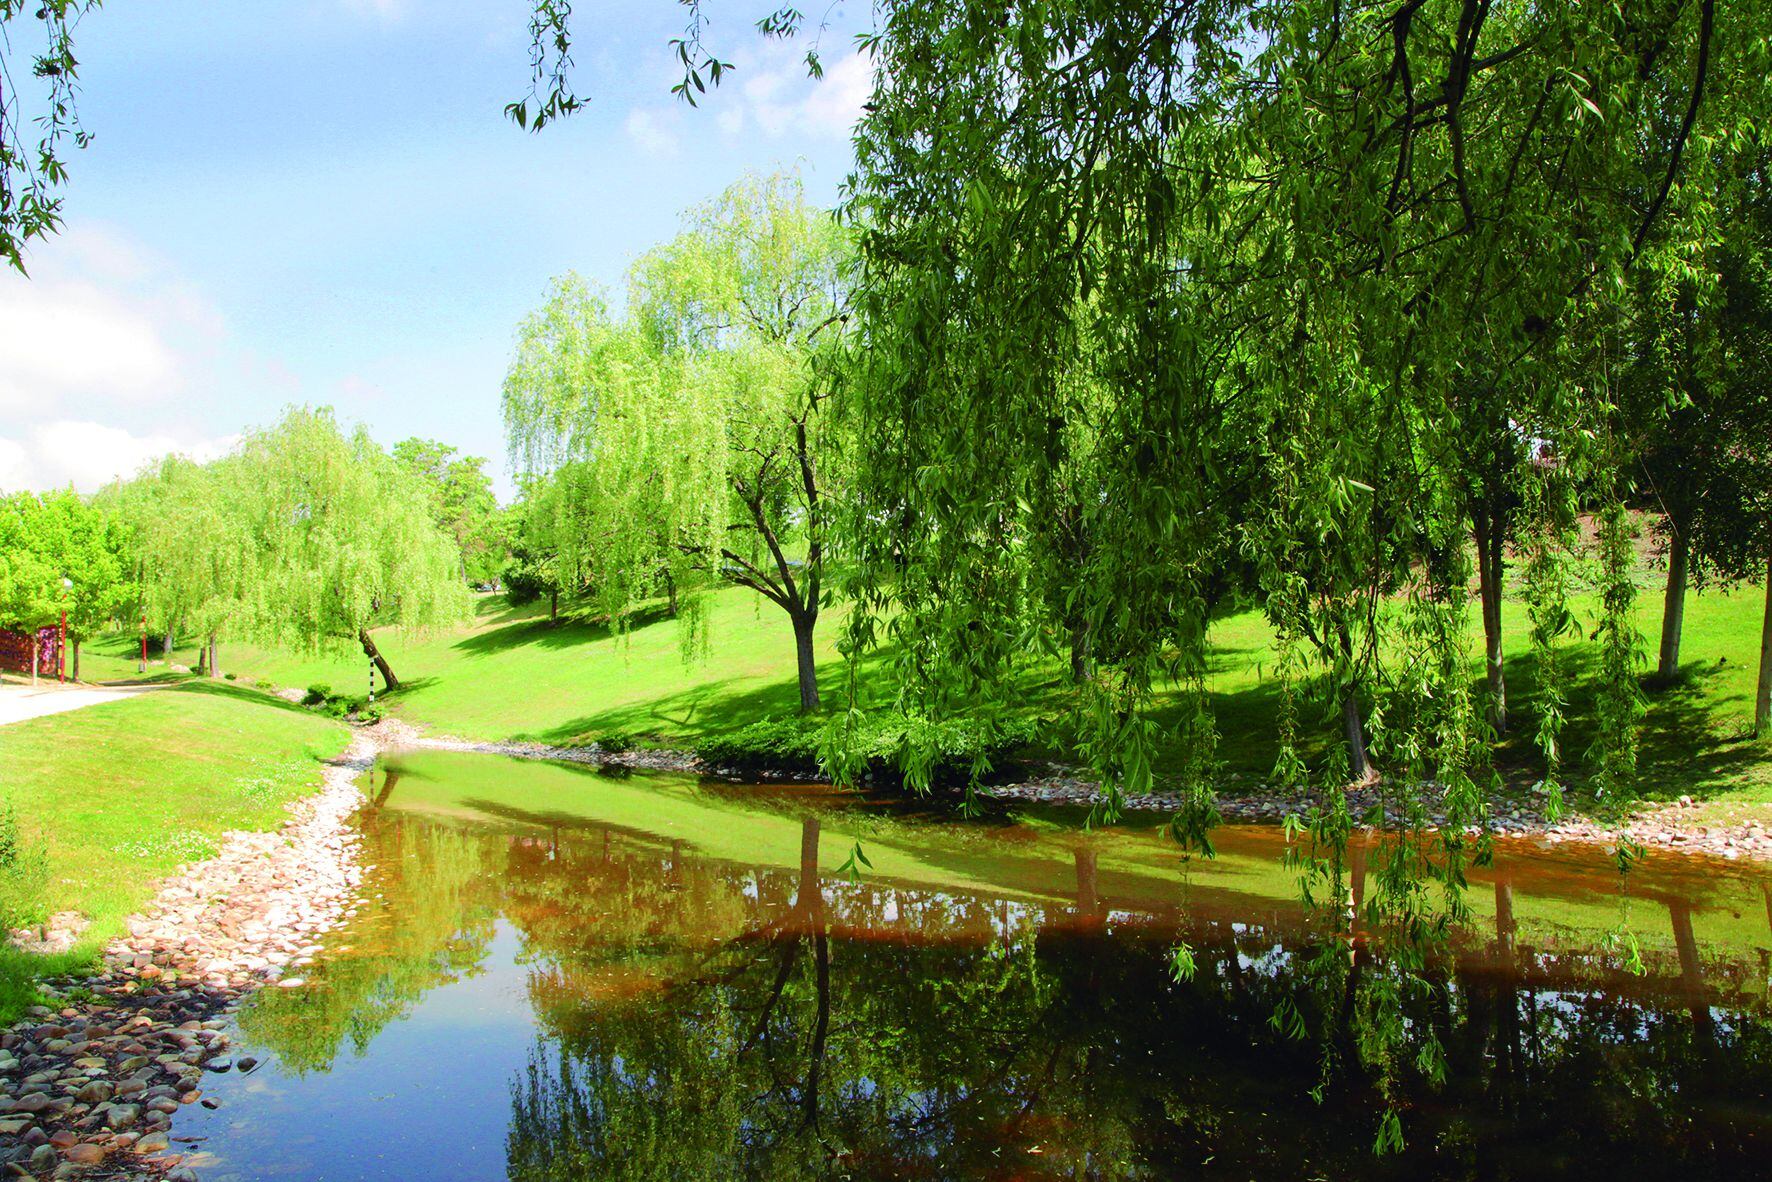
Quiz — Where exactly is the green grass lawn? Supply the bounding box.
[0,683,348,1021]
[80,575,1772,814]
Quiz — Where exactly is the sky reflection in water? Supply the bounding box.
[173,750,1772,1180]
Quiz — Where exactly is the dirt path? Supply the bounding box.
[0,680,166,726]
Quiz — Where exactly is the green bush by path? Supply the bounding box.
[0,684,348,1021]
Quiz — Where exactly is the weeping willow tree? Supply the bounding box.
[228,407,471,690]
[504,172,850,711]
[101,455,252,677]
[108,408,469,691]
[835,0,1766,1147]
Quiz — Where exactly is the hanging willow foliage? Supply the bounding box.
[834,0,1767,1146]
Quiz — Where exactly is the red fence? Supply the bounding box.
[0,627,62,677]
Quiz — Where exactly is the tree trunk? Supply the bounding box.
[207,637,218,680]
[71,641,80,682]
[664,568,678,616]
[359,628,400,692]
[1658,527,1690,682]
[792,609,820,713]
[549,589,558,623]
[1074,847,1101,925]
[1342,693,1371,782]
[799,815,821,903]
[1069,621,1090,685]
[1756,551,1772,739]
[1474,510,1507,733]
[163,627,174,660]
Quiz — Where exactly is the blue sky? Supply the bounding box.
[0,0,870,498]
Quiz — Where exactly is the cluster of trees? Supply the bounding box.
[503,171,849,710]
[2,410,476,691]
[826,0,1772,812]
[0,489,133,678]
[391,438,510,588]
[106,409,473,690]
[502,25,1771,813]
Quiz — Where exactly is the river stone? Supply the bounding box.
[28,1145,55,1172]
[73,1081,112,1104]
[102,1103,139,1130]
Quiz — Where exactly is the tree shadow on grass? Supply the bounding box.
[527,649,900,746]
[450,603,678,657]
[1633,661,1767,803]
[169,678,315,716]
[1481,645,1765,807]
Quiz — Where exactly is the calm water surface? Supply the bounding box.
[173,750,1772,1179]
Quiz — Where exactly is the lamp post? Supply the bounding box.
[59,577,71,683]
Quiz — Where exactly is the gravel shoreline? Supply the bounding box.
[0,732,375,1180]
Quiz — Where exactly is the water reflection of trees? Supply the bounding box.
[228,786,1772,1177]
[498,817,1772,1180]
[235,808,505,1073]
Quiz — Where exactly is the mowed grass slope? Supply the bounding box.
[86,592,847,744]
[0,684,348,1019]
[83,577,1772,808]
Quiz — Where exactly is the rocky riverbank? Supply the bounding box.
[0,732,375,1180]
[990,769,1772,861]
[382,721,1772,864]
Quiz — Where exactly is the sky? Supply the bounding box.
[0,0,872,499]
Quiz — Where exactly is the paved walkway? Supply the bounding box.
[0,680,164,726]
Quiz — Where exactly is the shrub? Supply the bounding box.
[255,679,274,690]
[695,712,1041,790]
[324,695,364,720]
[302,683,332,706]
[223,672,237,681]
[593,732,634,754]
[695,717,823,775]
[357,703,386,725]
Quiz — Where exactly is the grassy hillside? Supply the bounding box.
[80,577,1772,810]
[0,684,348,1020]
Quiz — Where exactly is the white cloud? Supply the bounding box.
[0,421,236,494]
[716,106,747,136]
[625,108,681,159]
[732,45,871,142]
[0,225,221,416]
[0,284,182,412]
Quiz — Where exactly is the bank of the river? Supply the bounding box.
[380,720,1772,864]
[0,732,373,1180]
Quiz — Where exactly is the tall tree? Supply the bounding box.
[502,479,568,622]
[0,489,132,679]
[392,438,508,585]
[102,455,251,678]
[505,172,850,711]
[230,408,472,691]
